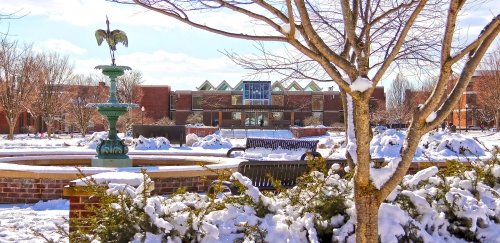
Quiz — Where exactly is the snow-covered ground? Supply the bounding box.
[0,129,498,242]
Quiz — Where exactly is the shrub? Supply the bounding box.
[185,113,203,125]
[303,116,322,126]
[155,116,175,126]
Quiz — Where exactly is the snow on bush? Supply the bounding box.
[370,129,423,159]
[420,131,486,156]
[71,159,500,243]
[185,133,199,147]
[133,135,171,150]
[84,131,108,149]
[370,129,487,160]
[191,134,232,149]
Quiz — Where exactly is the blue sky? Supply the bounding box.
[0,0,497,90]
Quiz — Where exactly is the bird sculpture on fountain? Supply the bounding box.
[95,16,128,66]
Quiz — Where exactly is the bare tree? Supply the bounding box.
[29,52,73,138]
[112,70,144,133]
[386,73,413,126]
[65,74,107,137]
[116,70,144,104]
[117,0,499,241]
[0,38,41,139]
[201,93,230,126]
[476,45,500,129]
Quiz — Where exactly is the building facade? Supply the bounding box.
[170,80,386,128]
[0,80,385,134]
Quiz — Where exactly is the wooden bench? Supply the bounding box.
[209,158,385,195]
[226,137,321,160]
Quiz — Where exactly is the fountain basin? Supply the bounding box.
[0,155,243,203]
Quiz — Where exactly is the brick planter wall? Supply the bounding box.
[290,127,330,138]
[185,126,219,137]
[0,178,69,204]
[0,175,218,204]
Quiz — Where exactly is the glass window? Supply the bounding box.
[232,112,241,120]
[272,95,284,106]
[232,95,242,105]
[312,95,324,111]
[192,95,202,110]
[170,95,176,110]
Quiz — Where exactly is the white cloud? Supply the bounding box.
[37,38,87,55]
[2,0,276,35]
[73,50,249,90]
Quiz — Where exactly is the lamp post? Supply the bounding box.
[465,104,469,132]
[141,106,145,125]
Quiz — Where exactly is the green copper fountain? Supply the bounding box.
[88,16,138,167]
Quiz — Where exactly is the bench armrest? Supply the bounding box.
[226,147,246,157]
[300,151,322,161]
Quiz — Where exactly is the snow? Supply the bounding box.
[349,76,373,92]
[370,158,401,189]
[192,134,232,149]
[345,94,357,164]
[133,136,171,150]
[425,111,437,123]
[0,130,498,242]
[73,171,146,186]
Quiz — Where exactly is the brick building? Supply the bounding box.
[169,81,385,127]
[0,80,385,134]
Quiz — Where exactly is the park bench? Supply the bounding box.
[226,137,321,160]
[209,157,385,195]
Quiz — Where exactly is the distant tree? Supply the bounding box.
[476,45,500,129]
[29,52,73,137]
[115,70,144,132]
[65,74,107,137]
[201,94,229,126]
[0,38,41,139]
[386,74,413,126]
[116,70,144,104]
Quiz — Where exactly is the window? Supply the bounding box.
[243,81,271,105]
[232,95,242,105]
[192,95,202,110]
[312,95,324,111]
[170,95,176,110]
[272,95,284,106]
[232,112,241,120]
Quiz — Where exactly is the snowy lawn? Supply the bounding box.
[0,129,498,242]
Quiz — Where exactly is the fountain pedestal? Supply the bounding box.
[88,65,138,167]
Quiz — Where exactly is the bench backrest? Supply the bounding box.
[245,137,318,152]
[238,160,345,189]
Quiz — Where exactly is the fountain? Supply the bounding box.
[87,17,138,167]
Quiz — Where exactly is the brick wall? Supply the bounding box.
[185,127,219,137]
[1,175,218,204]
[290,127,329,138]
[0,178,69,203]
[140,86,171,121]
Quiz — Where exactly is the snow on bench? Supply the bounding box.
[226,137,321,161]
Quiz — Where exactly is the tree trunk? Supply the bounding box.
[7,123,15,140]
[496,110,500,130]
[355,187,381,243]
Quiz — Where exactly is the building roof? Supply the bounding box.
[195,80,328,92]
